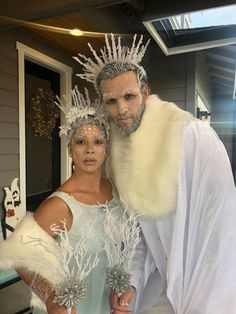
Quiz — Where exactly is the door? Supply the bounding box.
[25,60,61,211]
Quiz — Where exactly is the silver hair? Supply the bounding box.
[96,62,148,93]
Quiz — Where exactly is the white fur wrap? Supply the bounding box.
[0,213,60,310]
[0,214,58,278]
[108,95,192,218]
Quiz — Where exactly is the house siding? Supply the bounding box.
[196,52,212,111]
[0,34,19,203]
[212,96,236,165]
[144,45,192,111]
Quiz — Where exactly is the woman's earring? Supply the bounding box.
[71,161,75,174]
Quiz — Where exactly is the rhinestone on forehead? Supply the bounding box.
[74,124,104,137]
[54,86,109,143]
[74,34,150,92]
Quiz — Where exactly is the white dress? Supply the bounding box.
[33,190,124,314]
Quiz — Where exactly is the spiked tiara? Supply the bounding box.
[55,86,109,143]
[74,34,150,92]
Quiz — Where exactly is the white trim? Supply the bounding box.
[143,21,169,56]
[196,76,211,112]
[143,20,236,56]
[233,63,236,99]
[16,42,72,211]
[17,46,26,214]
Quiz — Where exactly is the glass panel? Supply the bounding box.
[170,4,236,30]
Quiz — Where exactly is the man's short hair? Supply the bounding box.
[96,62,148,92]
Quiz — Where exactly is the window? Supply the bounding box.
[143,4,236,55]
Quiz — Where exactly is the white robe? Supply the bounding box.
[108,95,236,314]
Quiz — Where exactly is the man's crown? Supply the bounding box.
[74,34,150,92]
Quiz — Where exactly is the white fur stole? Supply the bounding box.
[0,214,58,277]
[0,213,60,310]
[108,95,192,218]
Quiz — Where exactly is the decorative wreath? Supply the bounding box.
[28,88,59,139]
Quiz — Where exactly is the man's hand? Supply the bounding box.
[109,288,136,314]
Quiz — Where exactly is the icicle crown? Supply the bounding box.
[55,86,109,144]
[74,34,150,92]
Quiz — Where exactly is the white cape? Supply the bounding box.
[117,119,236,313]
[166,121,236,313]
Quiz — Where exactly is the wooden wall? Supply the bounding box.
[0,32,19,204]
[196,52,212,112]
[144,42,196,112]
[212,96,236,165]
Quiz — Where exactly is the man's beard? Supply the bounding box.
[112,102,145,136]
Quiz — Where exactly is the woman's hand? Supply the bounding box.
[46,304,77,314]
[45,293,77,314]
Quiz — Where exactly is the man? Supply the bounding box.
[75,34,236,314]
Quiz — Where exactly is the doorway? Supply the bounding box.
[25,60,61,211]
[17,42,72,212]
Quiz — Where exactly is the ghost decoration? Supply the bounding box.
[3,178,25,238]
[4,187,15,219]
[11,178,20,206]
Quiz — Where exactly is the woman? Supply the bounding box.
[0,87,125,314]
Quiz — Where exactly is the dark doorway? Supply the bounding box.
[25,60,61,212]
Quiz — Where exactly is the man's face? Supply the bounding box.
[100,71,149,135]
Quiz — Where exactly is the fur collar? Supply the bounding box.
[108,95,192,218]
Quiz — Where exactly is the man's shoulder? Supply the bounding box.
[146,94,193,124]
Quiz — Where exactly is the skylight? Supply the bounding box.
[171,4,236,30]
[143,4,236,56]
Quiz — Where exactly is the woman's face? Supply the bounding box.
[69,123,107,174]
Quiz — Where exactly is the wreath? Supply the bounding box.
[28,88,59,139]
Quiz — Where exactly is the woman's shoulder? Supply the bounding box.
[35,195,69,214]
[33,193,72,235]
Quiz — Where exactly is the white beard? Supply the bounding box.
[107,94,193,218]
[111,102,145,136]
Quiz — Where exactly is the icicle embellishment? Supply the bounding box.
[23,220,99,313]
[102,205,140,294]
[53,277,88,310]
[74,34,150,92]
[106,265,131,295]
